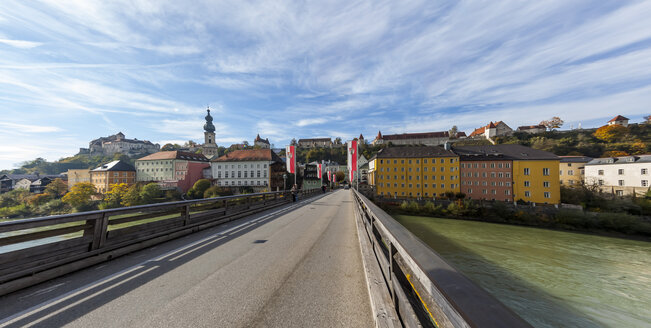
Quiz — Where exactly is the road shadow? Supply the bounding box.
[0,194,328,327]
[398,219,602,328]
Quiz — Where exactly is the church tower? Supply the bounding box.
[202,107,218,158]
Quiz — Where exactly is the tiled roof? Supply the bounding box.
[91,160,136,172]
[212,149,283,163]
[381,131,451,140]
[453,145,559,160]
[137,151,208,162]
[469,126,485,137]
[298,138,332,143]
[608,115,630,122]
[559,156,593,163]
[586,155,651,165]
[375,146,457,158]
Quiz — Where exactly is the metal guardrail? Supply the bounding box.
[0,189,321,296]
[352,190,532,328]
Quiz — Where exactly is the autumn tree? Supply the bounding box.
[645,115,651,124]
[62,182,96,210]
[45,178,68,198]
[122,184,142,207]
[335,171,345,183]
[593,125,627,143]
[629,140,647,155]
[449,126,459,138]
[602,150,629,157]
[100,183,130,209]
[540,117,564,130]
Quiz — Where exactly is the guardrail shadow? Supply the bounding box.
[0,194,327,328]
[399,219,602,328]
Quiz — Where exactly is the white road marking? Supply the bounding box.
[0,194,327,326]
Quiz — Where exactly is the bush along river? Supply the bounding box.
[393,215,651,328]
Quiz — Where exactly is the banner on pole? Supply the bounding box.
[285,145,296,174]
[347,140,358,183]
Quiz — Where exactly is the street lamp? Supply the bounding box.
[283,173,287,191]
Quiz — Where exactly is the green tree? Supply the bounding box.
[335,171,345,183]
[45,178,68,198]
[140,183,162,204]
[62,182,96,210]
[188,179,211,199]
[122,184,142,207]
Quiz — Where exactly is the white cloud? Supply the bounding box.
[296,118,327,127]
[0,122,62,133]
[0,38,42,49]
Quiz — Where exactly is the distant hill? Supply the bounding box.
[454,123,650,158]
[0,153,137,175]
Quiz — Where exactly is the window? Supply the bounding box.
[542,168,550,176]
[568,170,574,175]
[524,181,530,187]
[440,159,444,164]
[380,160,383,164]
[424,159,428,164]
[642,180,648,187]
[598,179,604,185]
[490,163,495,168]
[524,191,531,197]
[505,190,510,195]
[642,168,648,175]
[618,180,624,186]
[543,181,550,188]
[618,169,624,175]
[483,189,487,194]
[559,170,563,175]
[616,190,624,196]
[468,188,472,193]
[544,192,551,198]
[408,160,412,164]
[482,163,486,168]
[401,160,404,164]
[524,168,530,176]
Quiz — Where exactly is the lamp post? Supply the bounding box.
[283,173,287,191]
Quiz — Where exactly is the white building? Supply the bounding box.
[211,149,283,190]
[584,155,651,196]
[469,121,513,139]
[607,115,630,127]
[372,131,466,146]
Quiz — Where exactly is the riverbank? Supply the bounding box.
[393,215,651,328]
[380,200,651,240]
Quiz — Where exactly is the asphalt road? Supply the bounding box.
[0,190,373,328]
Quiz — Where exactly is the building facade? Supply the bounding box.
[607,115,630,127]
[201,108,218,158]
[469,121,513,139]
[80,132,160,157]
[90,160,136,194]
[372,131,466,146]
[136,151,209,184]
[211,149,284,191]
[369,146,460,198]
[297,138,333,148]
[67,169,91,190]
[559,156,592,187]
[302,164,322,190]
[584,155,651,196]
[454,146,514,202]
[254,134,271,149]
[516,125,546,134]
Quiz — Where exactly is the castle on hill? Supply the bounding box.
[78,132,160,157]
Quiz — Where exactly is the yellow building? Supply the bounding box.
[369,146,460,198]
[559,156,592,187]
[67,169,90,190]
[508,146,560,204]
[90,160,136,194]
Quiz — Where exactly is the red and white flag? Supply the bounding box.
[347,140,358,183]
[317,163,322,179]
[286,145,296,174]
[333,172,337,184]
[327,171,332,182]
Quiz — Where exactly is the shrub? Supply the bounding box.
[140,183,162,204]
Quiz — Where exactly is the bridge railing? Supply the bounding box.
[352,189,531,328]
[0,188,321,296]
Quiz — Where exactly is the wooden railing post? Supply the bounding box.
[183,204,190,225]
[89,212,109,250]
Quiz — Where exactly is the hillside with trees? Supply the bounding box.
[456,122,650,158]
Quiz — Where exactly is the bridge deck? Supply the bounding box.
[0,190,373,328]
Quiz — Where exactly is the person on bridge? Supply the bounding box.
[321,184,326,193]
[291,184,297,202]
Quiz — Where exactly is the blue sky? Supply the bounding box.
[1,0,651,170]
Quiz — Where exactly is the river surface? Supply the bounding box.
[393,215,651,328]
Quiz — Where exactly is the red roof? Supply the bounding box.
[608,115,629,122]
[469,126,486,137]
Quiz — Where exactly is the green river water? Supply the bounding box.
[393,215,651,328]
